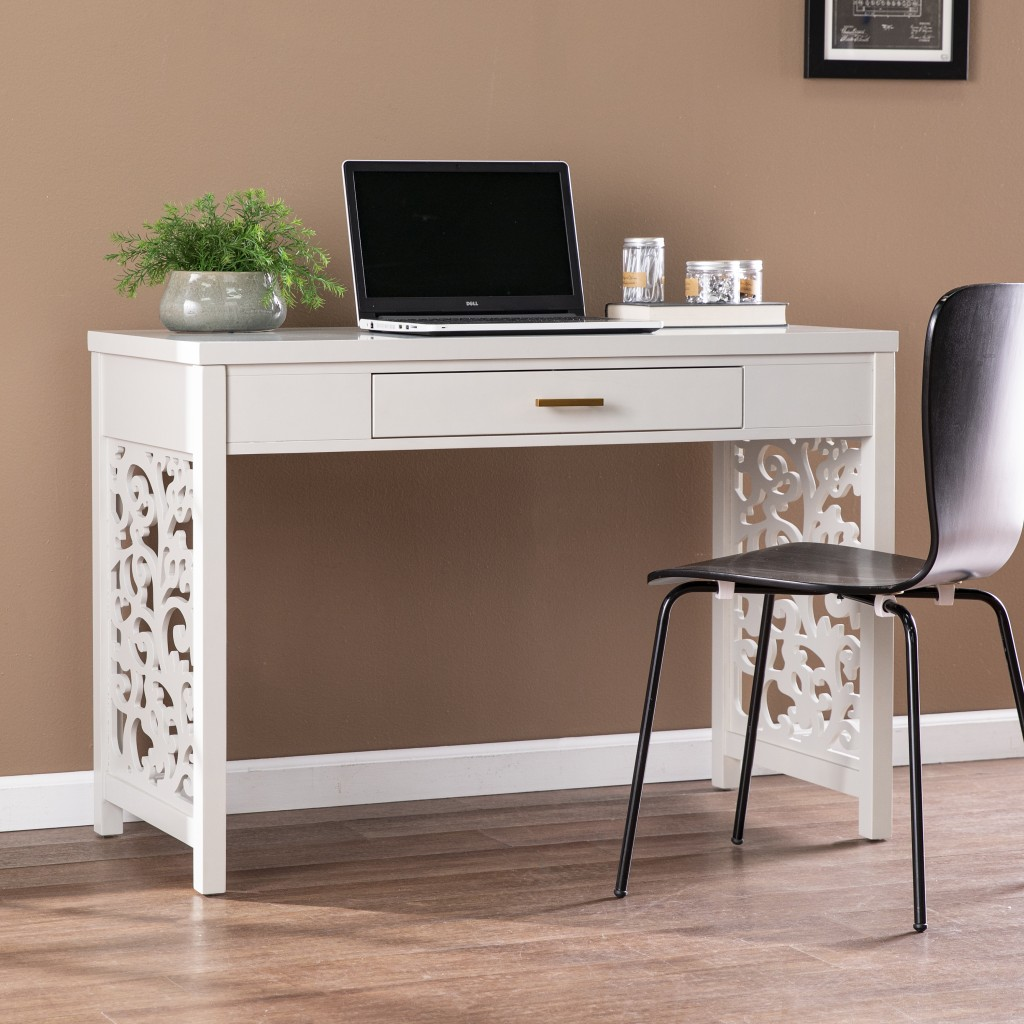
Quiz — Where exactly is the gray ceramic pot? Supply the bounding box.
[159,271,287,332]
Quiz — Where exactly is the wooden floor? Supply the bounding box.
[3,760,1024,1022]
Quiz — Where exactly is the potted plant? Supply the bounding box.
[105,189,347,332]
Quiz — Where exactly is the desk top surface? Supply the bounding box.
[88,324,899,367]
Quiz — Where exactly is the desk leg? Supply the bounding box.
[92,360,228,893]
[857,352,896,840]
[711,426,894,840]
[188,365,228,894]
[710,445,741,792]
[92,360,124,839]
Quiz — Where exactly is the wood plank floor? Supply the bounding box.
[2,760,1024,1022]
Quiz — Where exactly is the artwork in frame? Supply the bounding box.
[805,0,969,79]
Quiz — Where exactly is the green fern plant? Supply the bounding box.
[105,189,347,310]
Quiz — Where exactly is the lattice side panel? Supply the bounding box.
[730,439,863,763]
[105,441,195,807]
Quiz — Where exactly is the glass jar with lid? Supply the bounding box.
[684,260,763,304]
[622,237,665,303]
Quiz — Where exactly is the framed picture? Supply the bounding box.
[805,0,969,79]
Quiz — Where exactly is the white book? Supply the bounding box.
[606,301,788,328]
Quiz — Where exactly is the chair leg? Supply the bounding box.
[614,582,711,898]
[954,589,1024,742]
[732,594,776,846]
[885,599,927,933]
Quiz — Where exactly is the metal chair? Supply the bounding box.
[614,283,1024,932]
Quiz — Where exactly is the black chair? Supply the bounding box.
[614,283,1024,932]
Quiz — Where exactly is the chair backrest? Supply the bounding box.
[918,283,1024,587]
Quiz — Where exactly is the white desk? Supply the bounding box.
[89,325,897,894]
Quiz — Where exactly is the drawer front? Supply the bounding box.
[372,367,743,438]
[744,362,873,431]
[228,371,371,443]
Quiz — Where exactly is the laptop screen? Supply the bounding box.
[343,160,586,317]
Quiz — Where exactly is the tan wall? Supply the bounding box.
[3,2,1022,775]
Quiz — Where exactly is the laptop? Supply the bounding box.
[342,160,662,334]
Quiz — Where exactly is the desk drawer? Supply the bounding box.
[228,371,370,444]
[372,367,742,438]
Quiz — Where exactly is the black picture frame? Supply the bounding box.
[805,0,969,79]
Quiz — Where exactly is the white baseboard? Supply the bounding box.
[0,772,97,834]
[891,708,1024,766]
[3,709,1022,833]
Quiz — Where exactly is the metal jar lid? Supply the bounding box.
[624,237,665,247]
[686,259,762,272]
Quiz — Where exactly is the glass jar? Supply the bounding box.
[622,237,665,303]
[684,260,763,304]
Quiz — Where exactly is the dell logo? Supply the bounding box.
[465,300,479,306]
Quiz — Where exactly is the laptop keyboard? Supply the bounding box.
[392,315,596,325]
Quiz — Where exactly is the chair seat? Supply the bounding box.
[648,541,928,594]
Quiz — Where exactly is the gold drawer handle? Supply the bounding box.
[535,397,605,408]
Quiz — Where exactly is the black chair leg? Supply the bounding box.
[955,589,1024,742]
[886,599,928,933]
[732,594,776,846]
[614,582,711,898]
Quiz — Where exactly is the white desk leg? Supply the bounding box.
[711,444,741,791]
[188,364,228,894]
[710,391,896,840]
[92,355,124,838]
[92,357,228,893]
[856,351,896,840]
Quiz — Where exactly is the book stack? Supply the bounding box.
[606,301,788,328]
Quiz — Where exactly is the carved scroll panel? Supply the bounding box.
[104,441,195,807]
[729,439,863,764]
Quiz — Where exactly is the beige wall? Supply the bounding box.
[3,2,1022,775]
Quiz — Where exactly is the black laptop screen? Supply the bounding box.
[345,162,583,314]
